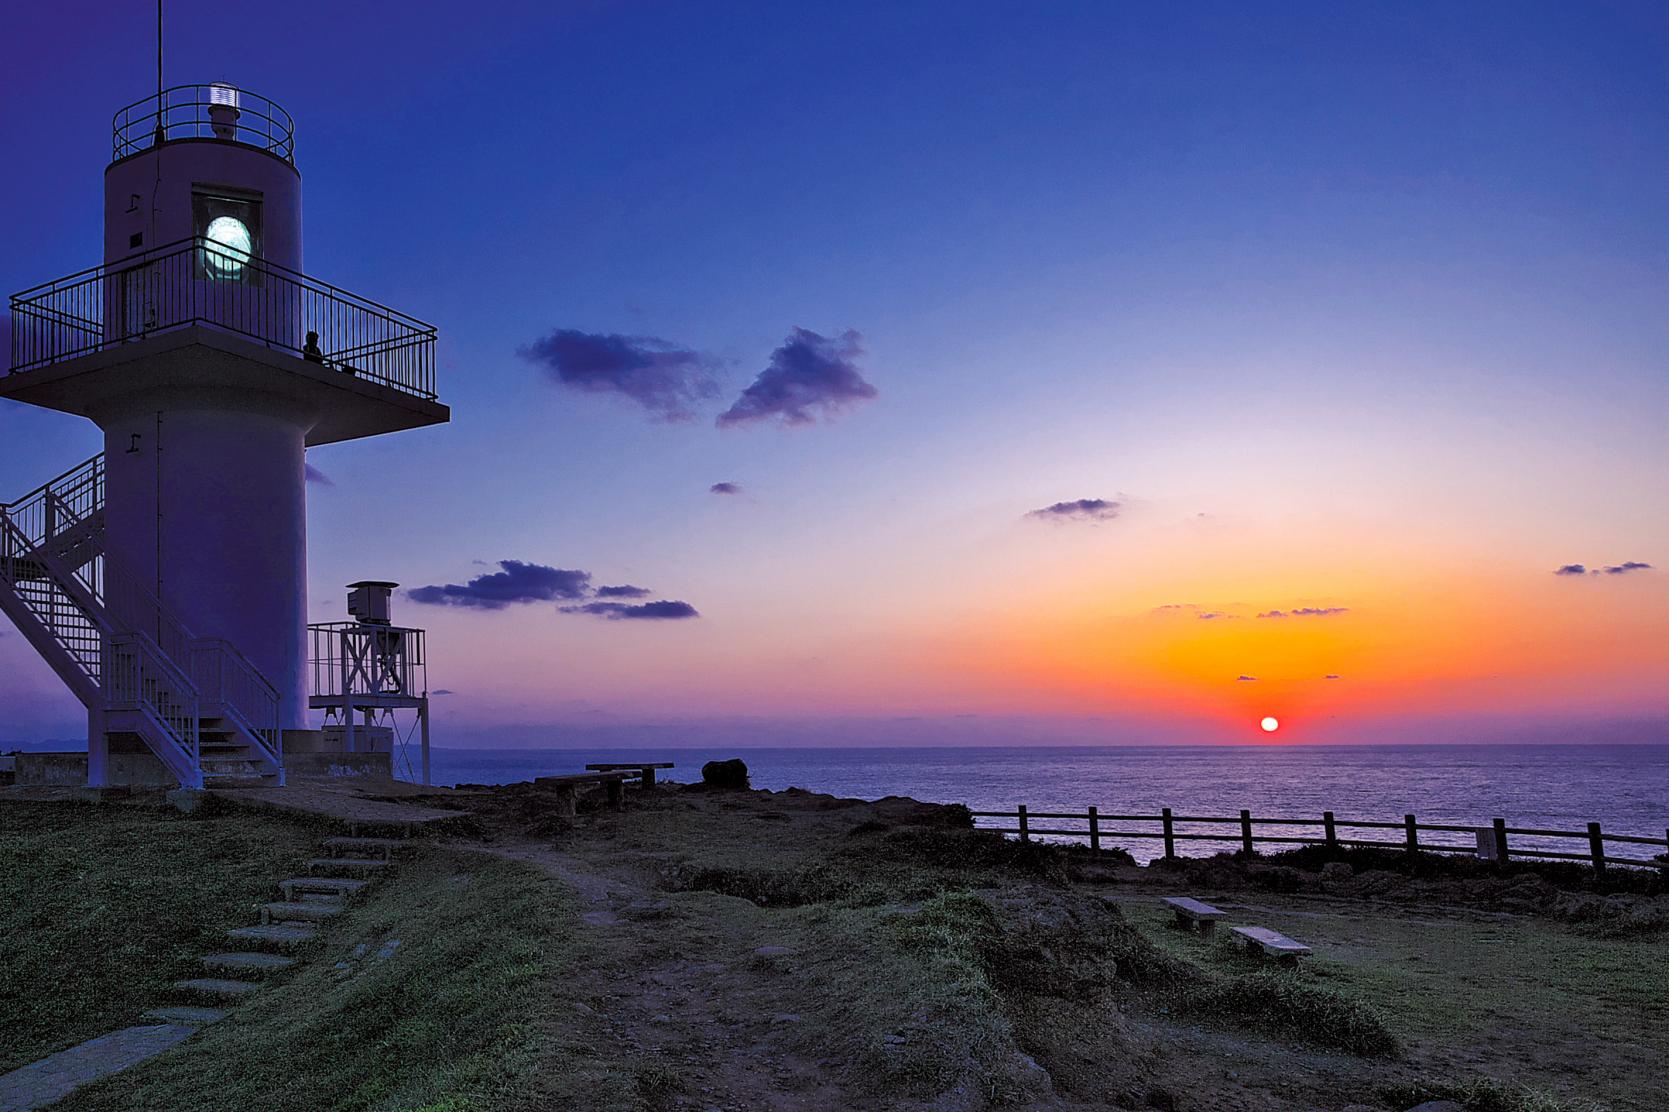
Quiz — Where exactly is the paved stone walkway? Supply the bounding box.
[0,1024,195,1112]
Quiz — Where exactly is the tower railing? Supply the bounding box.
[8,237,438,400]
[308,621,427,700]
[0,451,283,781]
[112,84,295,164]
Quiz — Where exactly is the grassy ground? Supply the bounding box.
[56,845,642,1112]
[8,787,1659,1110]
[0,798,318,1073]
[1104,889,1669,1110]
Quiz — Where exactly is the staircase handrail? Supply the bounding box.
[105,629,201,773]
[190,637,283,766]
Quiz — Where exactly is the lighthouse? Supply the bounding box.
[0,83,448,789]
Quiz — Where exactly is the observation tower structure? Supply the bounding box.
[0,84,449,788]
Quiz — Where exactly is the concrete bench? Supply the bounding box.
[584,761,675,789]
[1231,925,1313,967]
[533,771,633,817]
[1162,896,1226,935]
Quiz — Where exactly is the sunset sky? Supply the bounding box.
[2,1,1666,746]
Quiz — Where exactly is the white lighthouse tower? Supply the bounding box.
[0,83,448,789]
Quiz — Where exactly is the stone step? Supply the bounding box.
[307,856,392,876]
[319,836,411,858]
[203,774,278,789]
[200,951,298,975]
[227,923,318,950]
[174,978,261,1001]
[280,876,368,900]
[263,900,344,924]
[143,1005,231,1026]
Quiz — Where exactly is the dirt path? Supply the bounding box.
[470,839,864,1111]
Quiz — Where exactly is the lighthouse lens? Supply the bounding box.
[204,216,253,277]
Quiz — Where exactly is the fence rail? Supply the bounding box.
[9,236,437,400]
[113,83,295,163]
[969,806,1669,872]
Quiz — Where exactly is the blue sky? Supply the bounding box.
[3,1,1667,745]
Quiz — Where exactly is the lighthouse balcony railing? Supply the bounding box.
[8,236,438,401]
[309,621,427,702]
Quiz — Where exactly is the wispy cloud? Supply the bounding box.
[519,328,720,421]
[409,561,592,609]
[1259,606,1349,619]
[431,689,455,696]
[561,600,700,621]
[1555,561,1653,577]
[595,585,652,599]
[1197,611,1236,620]
[1027,498,1121,523]
[1324,674,1342,680]
[1237,675,1257,682]
[709,482,742,495]
[717,327,876,427]
[304,464,333,486]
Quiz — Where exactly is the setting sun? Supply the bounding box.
[1260,716,1280,733]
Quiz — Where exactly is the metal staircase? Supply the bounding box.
[0,454,283,788]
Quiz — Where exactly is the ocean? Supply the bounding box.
[416,743,1669,860]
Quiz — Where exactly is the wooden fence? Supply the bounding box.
[968,807,1669,872]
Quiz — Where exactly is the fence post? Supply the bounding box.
[1161,807,1176,859]
[1587,822,1605,873]
[1404,814,1419,856]
[1323,810,1337,849]
[1492,818,1509,862]
[1240,809,1254,856]
[1088,806,1100,853]
[1017,804,1029,843]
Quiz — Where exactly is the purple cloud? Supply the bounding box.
[717,327,876,427]
[1553,564,1588,576]
[1602,561,1652,575]
[595,584,652,599]
[709,482,742,495]
[1260,606,1347,618]
[304,463,333,486]
[1027,498,1122,523]
[409,561,592,609]
[1324,674,1341,680]
[1197,611,1236,620]
[562,599,700,621]
[519,328,720,421]
[1237,675,1258,682]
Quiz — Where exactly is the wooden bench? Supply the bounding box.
[533,771,633,817]
[584,761,675,789]
[1162,896,1226,935]
[1231,925,1312,967]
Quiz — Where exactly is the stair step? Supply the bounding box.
[319,836,411,857]
[175,978,261,1001]
[307,856,392,876]
[263,900,343,923]
[200,951,299,975]
[227,923,317,949]
[203,774,278,789]
[280,876,368,900]
[143,1005,232,1026]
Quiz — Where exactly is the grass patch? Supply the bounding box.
[59,847,640,1112]
[1383,1077,1614,1112]
[0,799,318,1072]
[1179,969,1399,1056]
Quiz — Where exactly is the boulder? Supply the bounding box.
[701,758,750,789]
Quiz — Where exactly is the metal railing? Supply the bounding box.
[113,84,295,163]
[190,638,283,764]
[309,621,427,700]
[9,237,438,399]
[105,631,201,781]
[971,806,1669,872]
